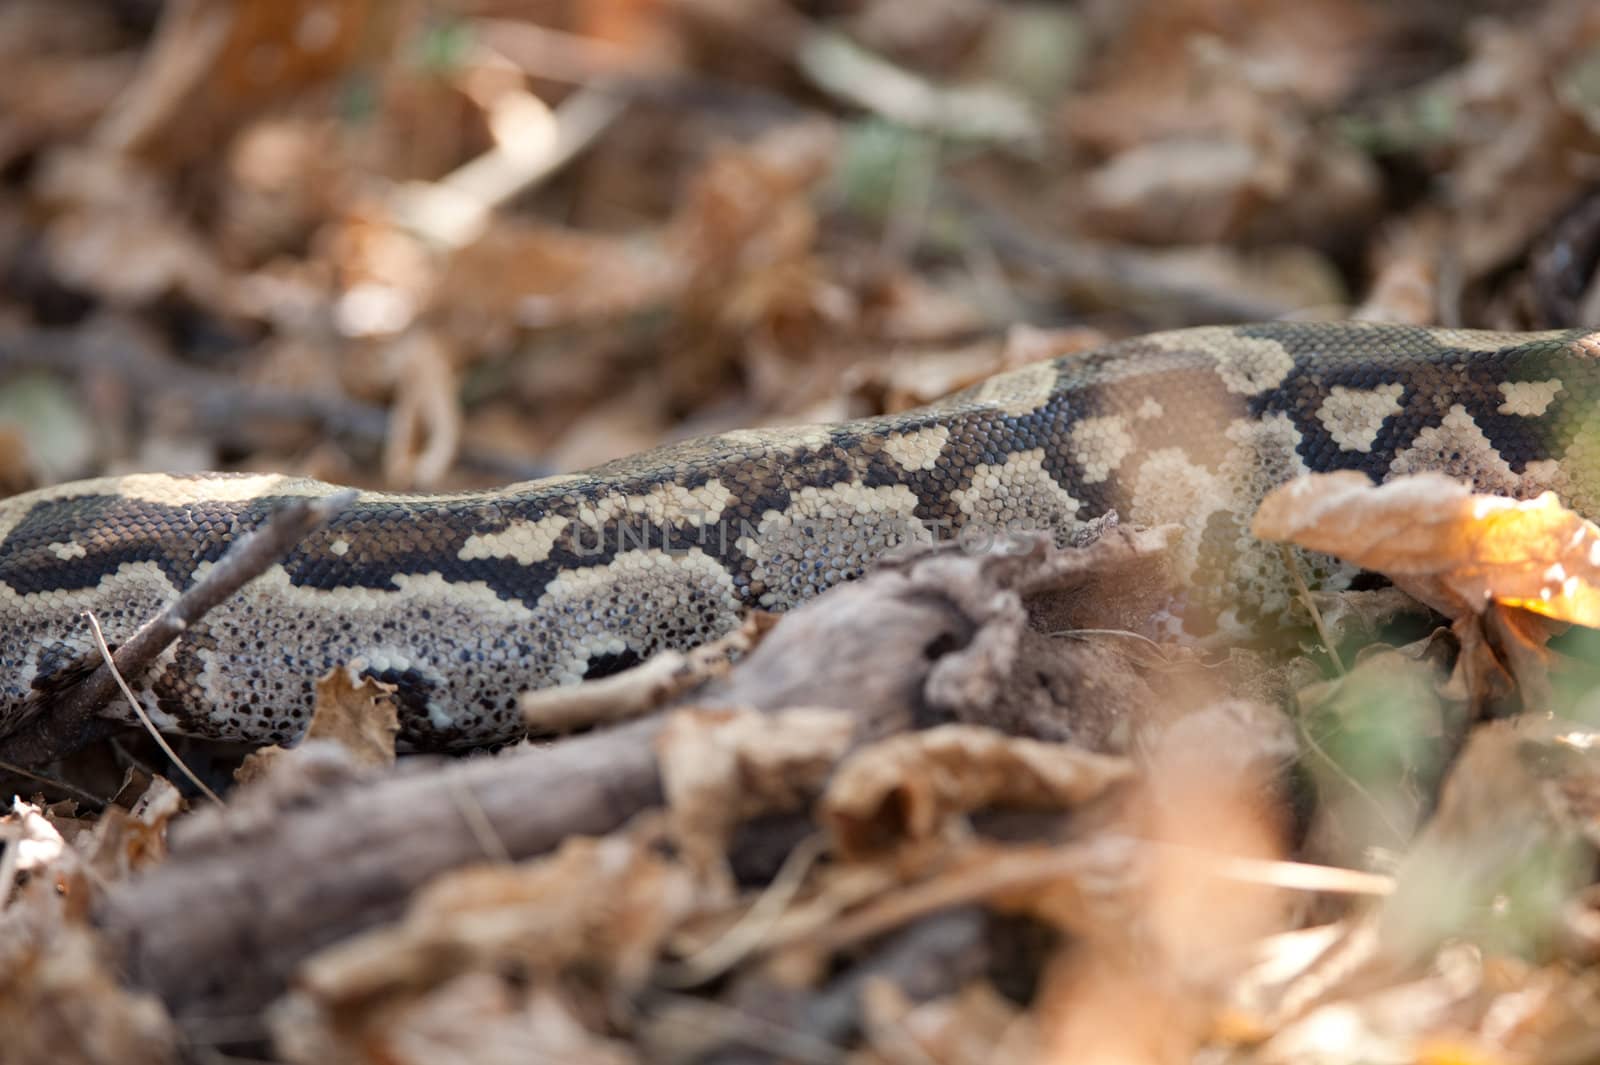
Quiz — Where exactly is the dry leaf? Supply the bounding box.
[1063,0,1381,245]
[667,121,845,402]
[1253,472,1600,626]
[1271,718,1600,1030]
[1437,8,1600,283]
[860,980,1037,1065]
[305,667,400,765]
[37,148,226,307]
[521,611,778,732]
[656,706,856,890]
[0,888,175,1065]
[296,823,697,1007]
[1,800,69,908]
[382,328,461,489]
[238,667,398,781]
[821,724,1133,858]
[79,776,184,884]
[302,665,400,764]
[94,0,400,165]
[276,973,639,1065]
[1064,0,1379,152]
[431,220,681,334]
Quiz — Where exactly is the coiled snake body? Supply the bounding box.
[2,323,1599,748]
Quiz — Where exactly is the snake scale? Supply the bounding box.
[2,322,1599,749]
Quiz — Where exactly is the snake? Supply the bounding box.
[1,322,1598,749]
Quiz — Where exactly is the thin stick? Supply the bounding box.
[1280,543,1346,676]
[786,841,1393,958]
[83,610,221,805]
[393,84,627,249]
[445,776,512,865]
[0,758,109,809]
[0,490,356,767]
[657,833,828,988]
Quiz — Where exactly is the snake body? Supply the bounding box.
[2,322,1599,748]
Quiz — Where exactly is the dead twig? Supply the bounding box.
[391,82,629,249]
[0,759,109,809]
[0,490,356,767]
[795,30,1039,146]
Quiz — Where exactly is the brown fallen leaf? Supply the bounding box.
[237,666,398,782]
[0,786,178,1065]
[656,706,856,893]
[275,972,640,1065]
[860,980,1037,1065]
[1436,6,1600,285]
[430,220,682,334]
[1,800,68,906]
[290,820,697,1008]
[520,610,779,733]
[304,667,401,765]
[78,776,184,886]
[821,724,1133,859]
[1252,471,1600,627]
[93,0,401,166]
[0,898,175,1065]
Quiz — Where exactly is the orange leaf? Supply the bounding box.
[1252,472,1600,627]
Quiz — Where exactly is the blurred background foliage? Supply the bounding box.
[0,0,1597,496]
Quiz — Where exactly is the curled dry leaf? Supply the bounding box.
[78,776,183,885]
[821,724,1133,859]
[656,706,856,889]
[521,610,778,732]
[2,799,72,912]
[1253,471,1600,626]
[382,328,462,490]
[293,823,699,1009]
[3,799,64,877]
